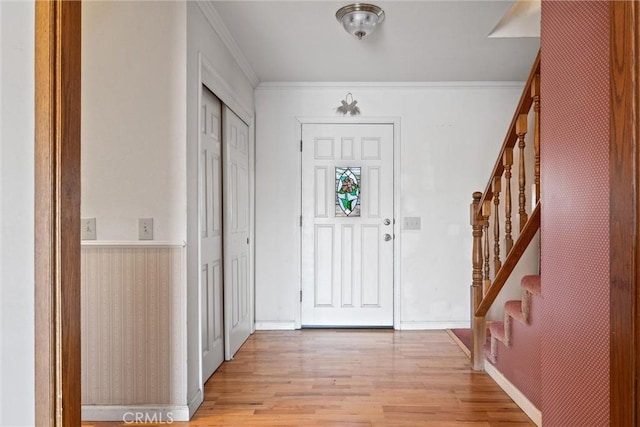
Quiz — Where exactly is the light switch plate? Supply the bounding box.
[138,218,153,240]
[81,218,97,240]
[403,216,421,231]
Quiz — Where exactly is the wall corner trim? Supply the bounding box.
[187,389,204,419]
[195,1,260,88]
[484,361,541,426]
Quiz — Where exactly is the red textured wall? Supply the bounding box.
[540,2,610,426]
[494,296,541,409]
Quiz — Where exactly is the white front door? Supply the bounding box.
[200,86,224,380]
[223,106,251,359]
[301,123,394,326]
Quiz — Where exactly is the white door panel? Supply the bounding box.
[301,123,394,326]
[223,107,251,359]
[200,86,224,380]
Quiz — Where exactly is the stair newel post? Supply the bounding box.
[517,114,528,231]
[493,176,502,273]
[532,74,541,203]
[503,148,514,253]
[470,192,485,370]
[482,200,491,295]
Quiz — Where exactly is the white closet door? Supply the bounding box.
[223,106,251,359]
[200,86,224,380]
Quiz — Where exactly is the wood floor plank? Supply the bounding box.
[82,330,534,426]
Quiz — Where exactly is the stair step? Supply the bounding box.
[522,275,541,296]
[489,321,506,343]
[483,276,540,366]
[505,300,526,324]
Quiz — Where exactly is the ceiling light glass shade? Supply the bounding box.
[336,3,385,40]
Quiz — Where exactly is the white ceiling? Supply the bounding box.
[210,1,540,83]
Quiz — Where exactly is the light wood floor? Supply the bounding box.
[84,330,533,426]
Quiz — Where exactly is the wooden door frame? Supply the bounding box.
[610,1,640,425]
[34,0,82,425]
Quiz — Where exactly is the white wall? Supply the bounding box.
[82,1,257,416]
[0,1,35,425]
[186,1,255,411]
[81,0,188,414]
[82,1,187,242]
[255,83,523,329]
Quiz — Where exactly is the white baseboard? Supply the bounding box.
[399,321,469,330]
[256,321,469,331]
[82,404,190,422]
[188,389,204,418]
[484,361,542,426]
[255,321,296,330]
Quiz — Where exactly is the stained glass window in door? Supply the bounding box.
[336,167,361,217]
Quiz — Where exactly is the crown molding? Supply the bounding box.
[196,1,260,88]
[256,81,526,91]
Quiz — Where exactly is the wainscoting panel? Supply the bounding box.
[81,243,186,406]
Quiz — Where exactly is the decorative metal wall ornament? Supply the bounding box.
[336,92,361,116]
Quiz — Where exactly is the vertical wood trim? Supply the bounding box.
[35,1,82,425]
[610,2,639,425]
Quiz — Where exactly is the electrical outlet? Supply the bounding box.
[81,218,97,240]
[138,218,153,240]
[403,216,421,231]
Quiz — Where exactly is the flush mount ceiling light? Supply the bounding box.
[336,3,385,40]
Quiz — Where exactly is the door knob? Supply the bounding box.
[383,218,391,225]
[383,233,392,241]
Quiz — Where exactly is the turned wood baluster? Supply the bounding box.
[482,201,491,295]
[470,192,485,371]
[517,114,528,231]
[471,192,484,306]
[503,148,514,253]
[471,192,484,300]
[493,176,502,273]
[532,74,541,203]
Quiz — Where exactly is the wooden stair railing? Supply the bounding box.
[469,51,541,371]
[476,203,540,317]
